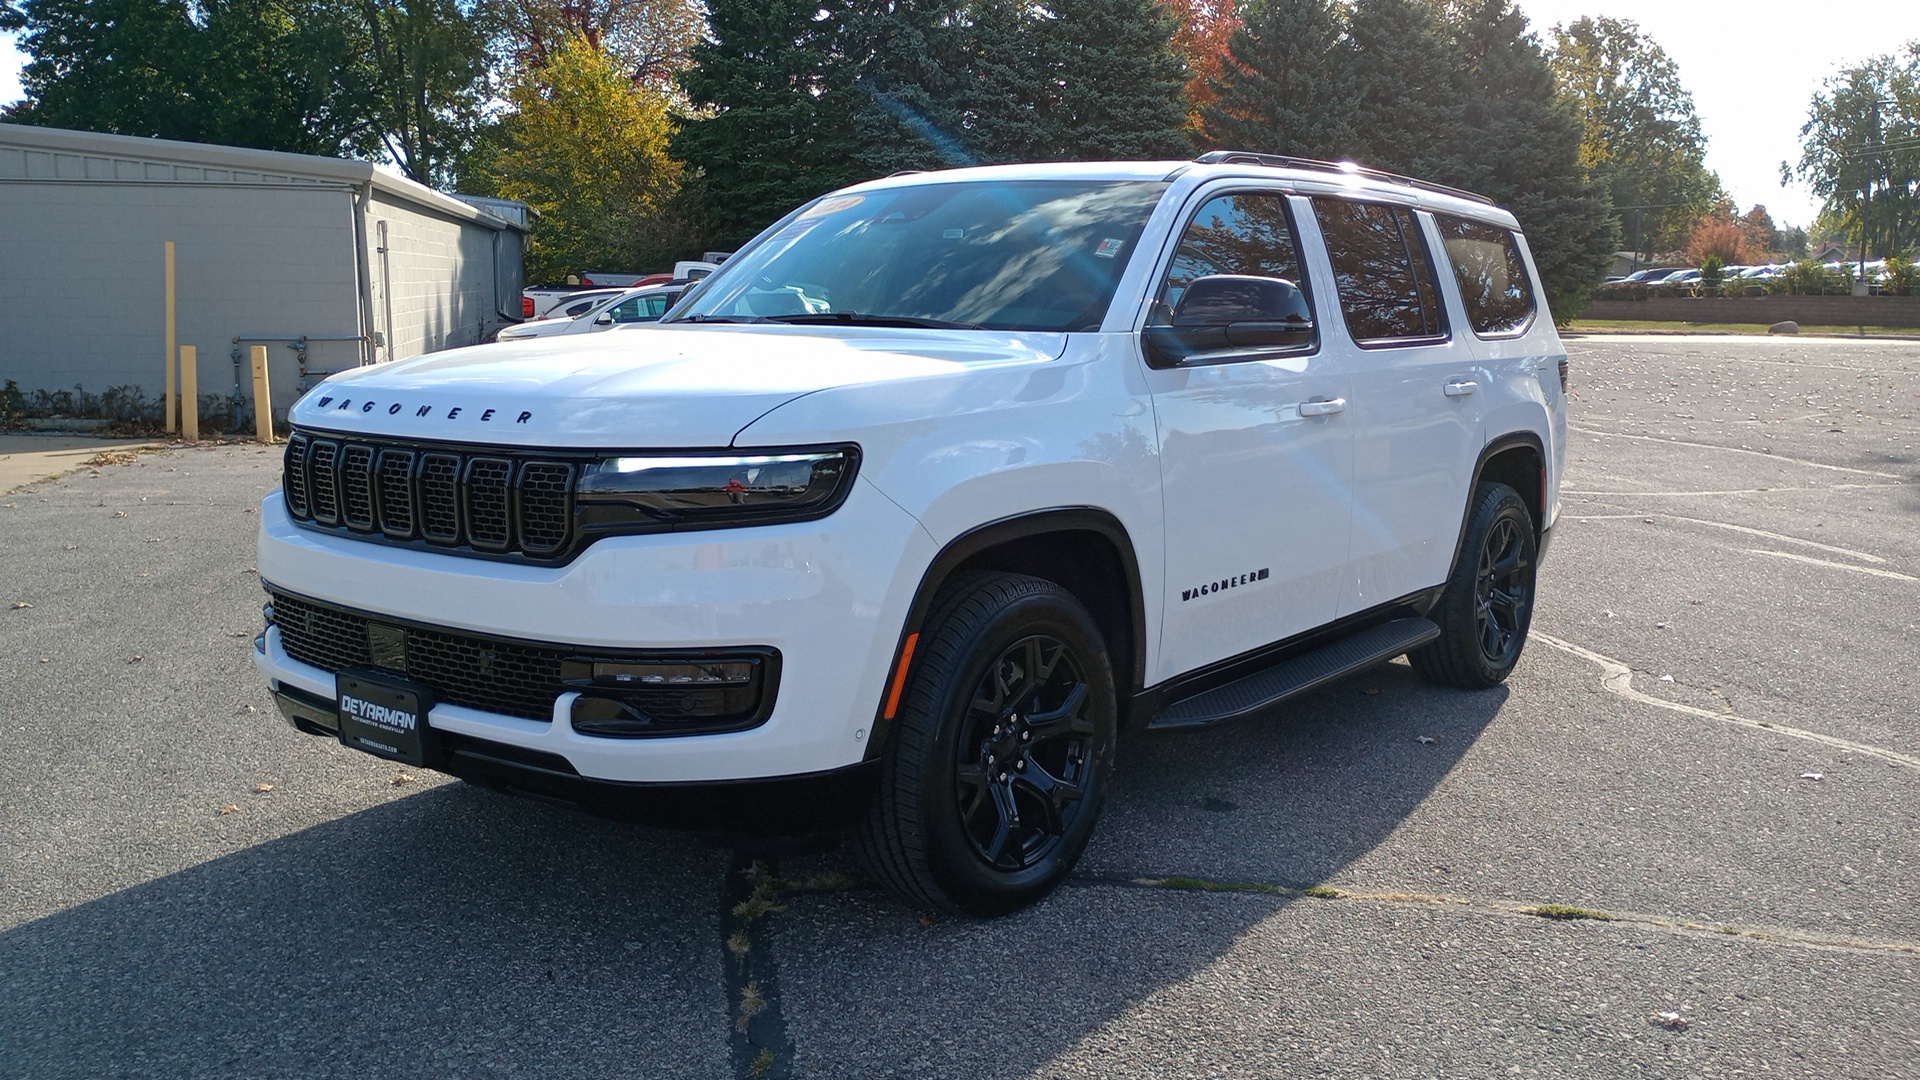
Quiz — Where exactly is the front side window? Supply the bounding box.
[1151,191,1308,325]
[672,180,1168,333]
[1313,199,1448,345]
[1435,214,1536,336]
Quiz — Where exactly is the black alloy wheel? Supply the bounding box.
[954,634,1098,872]
[1410,481,1537,689]
[1475,514,1530,666]
[855,572,1117,917]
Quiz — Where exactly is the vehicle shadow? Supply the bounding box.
[0,661,1506,1080]
[767,658,1510,1077]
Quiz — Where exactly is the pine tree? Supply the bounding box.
[1432,0,1615,316]
[1199,0,1353,159]
[672,0,870,248]
[956,0,1189,163]
[1338,0,1461,175]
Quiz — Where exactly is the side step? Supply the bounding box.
[1148,617,1441,730]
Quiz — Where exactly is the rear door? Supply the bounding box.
[1312,198,1483,616]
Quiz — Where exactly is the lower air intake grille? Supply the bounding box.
[269,591,567,722]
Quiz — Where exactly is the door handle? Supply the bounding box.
[1298,397,1347,416]
[1444,378,1478,397]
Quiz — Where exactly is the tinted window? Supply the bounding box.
[1312,199,1447,344]
[1152,192,1307,324]
[1436,215,1536,336]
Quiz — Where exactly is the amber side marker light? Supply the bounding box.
[883,632,921,720]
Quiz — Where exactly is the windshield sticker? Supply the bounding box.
[799,194,866,219]
[1094,238,1125,259]
[943,228,966,239]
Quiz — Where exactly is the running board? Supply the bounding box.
[1148,617,1441,730]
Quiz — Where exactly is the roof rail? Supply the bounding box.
[1193,150,1496,206]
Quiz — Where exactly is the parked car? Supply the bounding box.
[259,152,1567,916]
[521,285,625,320]
[494,284,685,341]
[1622,266,1686,283]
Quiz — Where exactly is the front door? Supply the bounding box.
[1145,190,1355,681]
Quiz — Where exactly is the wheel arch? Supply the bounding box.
[865,508,1147,760]
[1447,432,1547,575]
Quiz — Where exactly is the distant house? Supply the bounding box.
[0,123,528,424]
[1809,239,1850,264]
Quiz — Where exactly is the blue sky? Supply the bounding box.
[6,3,1920,227]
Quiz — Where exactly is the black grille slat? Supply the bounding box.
[283,434,311,517]
[419,453,462,544]
[340,445,375,531]
[517,462,574,556]
[308,440,341,525]
[376,450,416,539]
[465,458,512,551]
[281,434,578,561]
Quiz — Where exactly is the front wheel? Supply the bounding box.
[1410,482,1538,689]
[854,572,1117,917]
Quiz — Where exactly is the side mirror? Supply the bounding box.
[1143,275,1314,369]
[594,312,614,325]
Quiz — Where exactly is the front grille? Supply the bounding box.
[266,590,781,733]
[270,590,570,722]
[284,433,579,562]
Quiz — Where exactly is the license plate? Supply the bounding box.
[337,670,436,767]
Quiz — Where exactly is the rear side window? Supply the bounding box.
[1435,215,1536,336]
[1312,199,1447,345]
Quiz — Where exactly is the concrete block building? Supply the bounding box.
[0,123,528,424]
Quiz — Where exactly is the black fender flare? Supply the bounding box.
[864,507,1147,760]
[1446,431,1548,576]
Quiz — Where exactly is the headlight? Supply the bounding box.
[576,447,859,532]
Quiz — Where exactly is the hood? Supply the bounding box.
[288,325,1067,448]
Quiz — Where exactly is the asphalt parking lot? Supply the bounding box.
[3,334,1917,1078]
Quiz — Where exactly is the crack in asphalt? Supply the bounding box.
[1534,633,1920,773]
[722,853,795,1080]
[1073,874,1920,959]
[1560,506,1894,564]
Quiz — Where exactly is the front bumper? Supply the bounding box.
[254,477,933,784]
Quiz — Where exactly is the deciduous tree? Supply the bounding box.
[495,35,686,278]
[1548,15,1717,257]
[1788,42,1919,263]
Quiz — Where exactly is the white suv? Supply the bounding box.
[255,153,1566,915]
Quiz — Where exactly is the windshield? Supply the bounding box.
[671,180,1167,332]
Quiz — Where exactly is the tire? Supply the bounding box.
[854,572,1117,917]
[1409,481,1538,689]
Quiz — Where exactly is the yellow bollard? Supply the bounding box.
[250,344,274,443]
[180,344,199,441]
[164,241,177,434]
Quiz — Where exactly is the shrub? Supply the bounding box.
[1700,254,1725,291]
[1883,254,1917,296]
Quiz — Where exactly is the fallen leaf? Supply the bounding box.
[128,655,144,663]
[1416,735,1438,745]
[253,783,274,793]
[39,657,51,663]
[1659,673,1675,682]
[1650,1011,1691,1031]
[63,544,76,551]
[112,510,127,518]
[10,601,31,609]
[390,773,416,786]
[1800,772,1824,782]
[918,915,937,927]
[1641,517,1655,524]
[217,803,240,815]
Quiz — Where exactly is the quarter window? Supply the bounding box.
[1312,199,1447,345]
[1151,192,1309,327]
[1435,214,1536,336]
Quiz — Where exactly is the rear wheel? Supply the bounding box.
[855,572,1116,916]
[1410,482,1537,689]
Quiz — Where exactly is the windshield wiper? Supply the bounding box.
[670,313,758,324]
[754,312,983,330]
